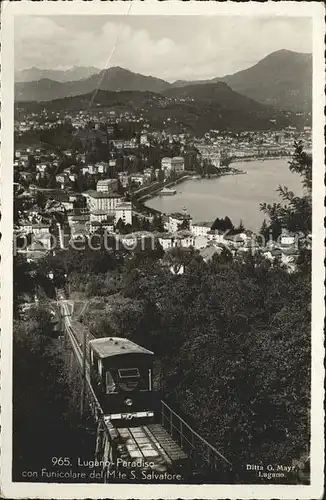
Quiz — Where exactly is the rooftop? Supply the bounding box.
[87,190,121,199]
[89,337,153,359]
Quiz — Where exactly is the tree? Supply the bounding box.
[13,255,36,315]
[177,219,190,231]
[116,177,125,195]
[151,215,165,233]
[115,218,126,234]
[259,219,270,245]
[27,155,36,172]
[211,216,234,232]
[288,140,312,191]
[73,195,87,210]
[236,219,245,233]
[13,311,90,482]
[260,141,312,237]
[157,169,165,182]
[27,306,55,337]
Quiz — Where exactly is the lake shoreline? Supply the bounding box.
[138,167,246,202]
[145,158,303,232]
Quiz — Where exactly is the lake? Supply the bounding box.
[145,159,304,232]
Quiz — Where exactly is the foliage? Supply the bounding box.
[112,250,310,479]
[177,219,190,231]
[260,141,312,237]
[13,309,93,481]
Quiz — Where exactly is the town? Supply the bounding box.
[14,109,312,272]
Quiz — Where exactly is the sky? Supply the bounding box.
[14,15,312,81]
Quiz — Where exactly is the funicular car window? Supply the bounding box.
[106,371,117,394]
[118,368,140,378]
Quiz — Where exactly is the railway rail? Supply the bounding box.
[56,290,233,481]
[58,296,188,480]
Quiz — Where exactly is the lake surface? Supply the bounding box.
[146,159,304,232]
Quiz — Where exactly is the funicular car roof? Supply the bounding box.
[89,337,154,359]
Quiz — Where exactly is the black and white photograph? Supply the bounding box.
[0,1,324,499]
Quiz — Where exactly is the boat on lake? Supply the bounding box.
[160,187,177,195]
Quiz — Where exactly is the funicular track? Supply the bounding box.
[57,295,233,482]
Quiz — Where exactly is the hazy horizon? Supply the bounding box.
[14,16,312,82]
[15,48,312,83]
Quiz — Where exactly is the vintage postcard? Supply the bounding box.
[0,1,324,498]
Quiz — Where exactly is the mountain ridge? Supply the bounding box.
[171,50,312,112]
[15,50,312,112]
[16,82,308,136]
[15,66,100,83]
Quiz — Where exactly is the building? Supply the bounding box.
[174,230,194,248]
[168,210,192,233]
[96,162,110,174]
[143,168,153,182]
[55,173,70,189]
[96,178,118,193]
[115,202,132,225]
[157,233,174,251]
[90,210,111,223]
[161,157,185,173]
[130,173,145,186]
[112,139,137,149]
[280,230,296,247]
[31,223,52,251]
[118,172,129,188]
[119,231,153,249]
[36,163,48,174]
[87,191,123,213]
[140,134,149,146]
[61,199,74,211]
[69,173,77,182]
[101,217,115,233]
[191,221,213,237]
[68,214,90,234]
[82,164,99,175]
[196,145,221,167]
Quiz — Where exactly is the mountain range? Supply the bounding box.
[17,81,309,137]
[15,50,312,113]
[15,66,100,83]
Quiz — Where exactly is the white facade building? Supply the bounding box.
[87,191,122,213]
[158,234,174,250]
[130,174,145,186]
[168,211,192,233]
[174,230,194,248]
[191,222,213,237]
[90,210,111,223]
[161,157,185,173]
[96,178,118,193]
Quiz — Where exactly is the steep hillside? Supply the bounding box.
[171,50,312,112]
[16,84,298,134]
[222,50,312,112]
